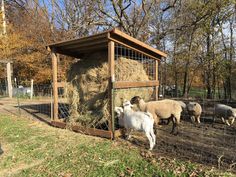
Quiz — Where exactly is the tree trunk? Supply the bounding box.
[206,34,212,99]
[182,61,189,97]
[227,19,233,100]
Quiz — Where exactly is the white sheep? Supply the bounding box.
[130,96,182,135]
[120,100,156,150]
[214,104,236,126]
[187,102,202,124]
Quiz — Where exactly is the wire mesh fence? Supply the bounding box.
[115,43,156,81]
[0,82,53,123]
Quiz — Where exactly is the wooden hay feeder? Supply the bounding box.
[46,28,167,139]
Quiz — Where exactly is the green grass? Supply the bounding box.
[0,115,234,177]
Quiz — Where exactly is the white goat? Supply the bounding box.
[120,100,156,150]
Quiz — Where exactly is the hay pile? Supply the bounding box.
[65,52,153,127]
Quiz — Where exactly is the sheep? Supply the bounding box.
[214,104,236,126]
[120,100,156,150]
[130,96,182,135]
[187,102,202,124]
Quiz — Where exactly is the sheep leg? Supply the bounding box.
[221,117,225,123]
[196,115,201,124]
[212,115,216,127]
[230,118,235,125]
[190,116,195,124]
[225,119,231,126]
[145,132,154,150]
[170,117,178,135]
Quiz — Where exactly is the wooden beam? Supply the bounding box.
[114,81,159,89]
[6,62,12,98]
[51,49,58,121]
[50,121,113,139]
[108,40,115,138]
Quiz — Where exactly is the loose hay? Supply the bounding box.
[66,52,154,128]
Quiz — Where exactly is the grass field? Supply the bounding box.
[0,114,234,177]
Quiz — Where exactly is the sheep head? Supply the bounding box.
[130,96,141,105]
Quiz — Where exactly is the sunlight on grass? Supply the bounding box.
[0,115,234,177]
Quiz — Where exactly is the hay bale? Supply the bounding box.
[66,52,153,127]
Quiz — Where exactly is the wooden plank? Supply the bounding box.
[155,60,159,100]
[108,40,115,138]
[108,36,161,61]
[111,28,167,58]
[51,49,59,121]
[114,81,159,89]
[51,121,113,139]
[6,62,12,98]
[51,120,66,128]
[57,82,66,88]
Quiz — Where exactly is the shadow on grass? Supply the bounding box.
[14,103,69,125]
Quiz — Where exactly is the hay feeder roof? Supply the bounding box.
[47,28,167,60]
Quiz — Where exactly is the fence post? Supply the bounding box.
[6,62,12,98]
[108,40,115,139]
[51,48,59,121]
[155,60,159,100]
[30,79,34,99]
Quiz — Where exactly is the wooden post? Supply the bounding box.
[6,62,12,98]
[155,60,159,100]
[51,49,58,121]
[30,79,34,99]
[108,41,115,138]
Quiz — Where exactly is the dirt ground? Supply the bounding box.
[129,113,236,173]
[0,97,236,173]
